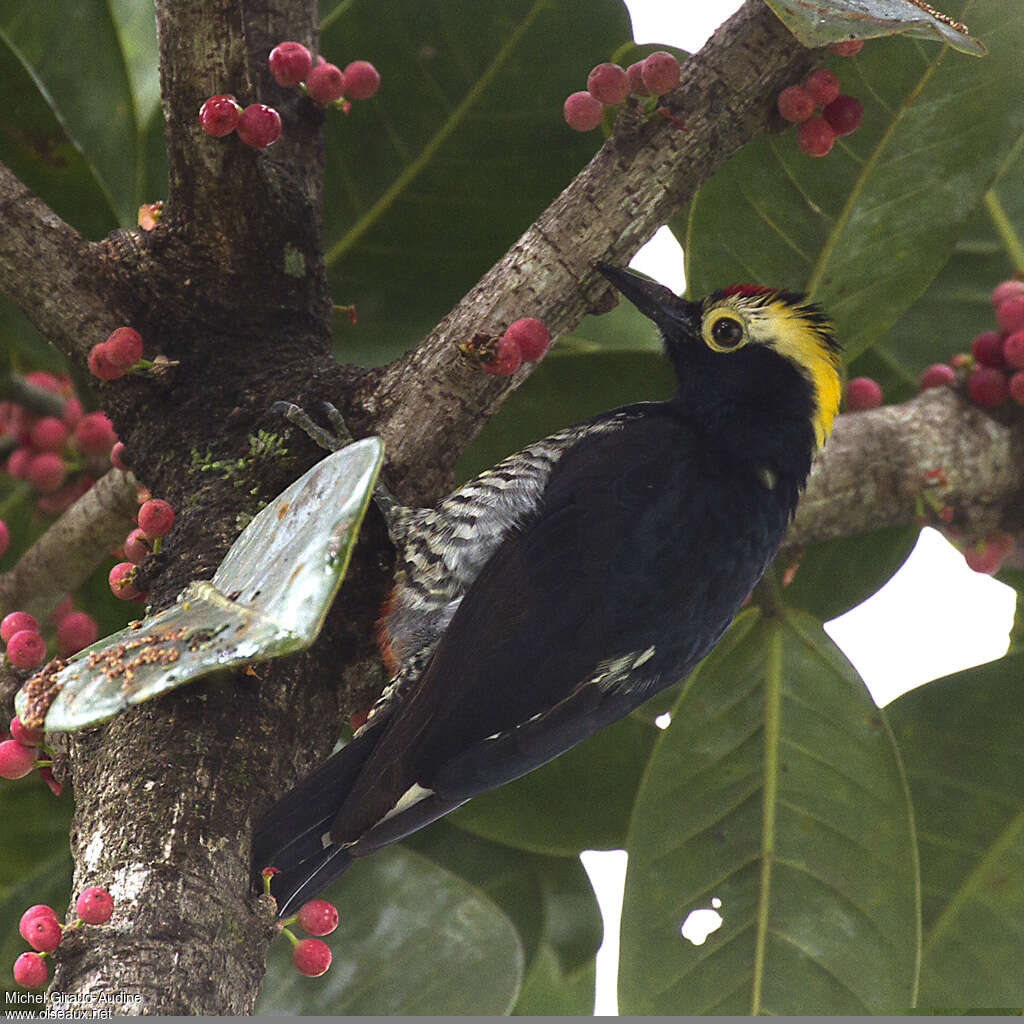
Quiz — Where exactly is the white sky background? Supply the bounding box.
[584,0,1017,1013]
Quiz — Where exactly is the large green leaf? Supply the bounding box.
[619,608,919,1014]
[255,844,523,1015]
[318,0,631,365]
[683,0,1024,362]
[886,652,1024,1008]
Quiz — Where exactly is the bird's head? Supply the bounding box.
[596,262,842,450]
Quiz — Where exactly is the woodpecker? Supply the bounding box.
[252,263,842,914]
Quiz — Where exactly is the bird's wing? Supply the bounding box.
[330,407,711,845]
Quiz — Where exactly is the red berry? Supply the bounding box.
[18,905,58,943]
[199,94,242,137]
[39,764,62,797]
[563,91,603,132]
[26,452,66,494]
[504,317,550,361]
[480,334,522,376]
[626,61,650,96]
[110,441,130,471]
[50,595,73,624]
[964,533,1012,575]
[138,498,175,539]
[76,887,114,925]
[24,371,62,393]
[75,412,118,455]
[991,279,1024,308]
[970,329,1006,368]
[13,952,48,989]
[823,94,863,136]
[804,68,840,107]
[919,363,956,391]
[6,446,32,479]
[124,527,152,564]
[237,104,282,148]
[269,41,312,87]
[640,51,680,94]
[297,899,339,936]
[1,611,39,644]
[88,342,123,380]
[10,715,43,746]
[23,914,61,953]
[109,562,142,601]
[967,365,1008,408]
[587,62,629,105]
[306,62,347,104]
[343,60,381,100]
[30,417,69,452]
[293,937,332,977]
[844,376,882,411]
[57,611,99,657]
[797,116,835,157]
[829,39,864,56]
[62,396,83,429]
[7,629,46,670]
[1002,330,1024,370]
[0,738,36,779]
[777,84,815,123]
[995,294,1024,333]
[1009,371,1024,405]
[0,518,8,557]
[105,327,144,369]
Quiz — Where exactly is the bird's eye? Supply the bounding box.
[702,313,747,352]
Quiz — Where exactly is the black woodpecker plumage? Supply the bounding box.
[252,264,842,914]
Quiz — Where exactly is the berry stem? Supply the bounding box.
[281,926,300,948]
[983,189,1024,274]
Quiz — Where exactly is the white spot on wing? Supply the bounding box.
[379,782,435,824]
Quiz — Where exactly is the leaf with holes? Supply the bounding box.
[16,439,383,732]
[619,608,918,1015]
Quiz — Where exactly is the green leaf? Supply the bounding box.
[0,28,118,239]
[886,652,1024,1007]
[451,713,658,855]
[762,0,986,55]
[107,0,161,130]
[514,943,596,1015]
[619,608,919,1014]
[318,0,631,365]
[255,845,524,1015]
[684,0,1024,362]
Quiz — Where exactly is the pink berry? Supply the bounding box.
[563,91,603,132]
[481,334,522,376]
[10,715,44,746]
[640,51,680,94]
[0,738,37,779]
[269,41,312,87]
[23,914,61,953]
[26,452,66,494]
[24,371,61,393]
[996,294,1024,333]
[138,498,175,539]
[75,887,114,925]
[293,937,332,977]
[804,68,840,107]
[104,327,144,369]
[110,441,129,471]
[823,95,863,136]
[50,595,73,624]
[199,94,242,137]
[39,764,62,797]
[297,899,339,936]
[777,84,815,123]
[18,905,57,943]
[306,62,347,104]
[829,39,864,56]
[970,329,1006,368]
[88,342,124,380]
[109,562,142,601]
[124,527,152,564]
[6,446,31,479]
[844,376,882,411]
[504,317,550,361]
[991,279,1024,308]
[587,62,629,105]
[0,518,8,557]
[964,533,1012,575]
[30,417,69,453]
[343,60,381,100]
[62,396,83,428]
[797,116,835,157]
[7,629,46,670]
[626,62,650,96]
[967,365,1008,407]
[237,104,282,148]
[1002,330,1024,370]
[57,611,99,657]
[75,412,117,455]
[13,952,48,989]
[1009,370,1024,405]
[918,363,956,390]
[1,611,39,643]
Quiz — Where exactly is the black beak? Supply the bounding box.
[594,261,699,332]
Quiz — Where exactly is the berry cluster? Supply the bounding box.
[12,888,114,989]
[108,496,175,603]
[563,51,681,132]
[88,327,146,382]
[776,42,864,157]
[463,317,551,377]
[200,95,282,149]
[259,869,339,978]
[0,714,51,787]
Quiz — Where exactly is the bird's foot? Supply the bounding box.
[271,400,353,453]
